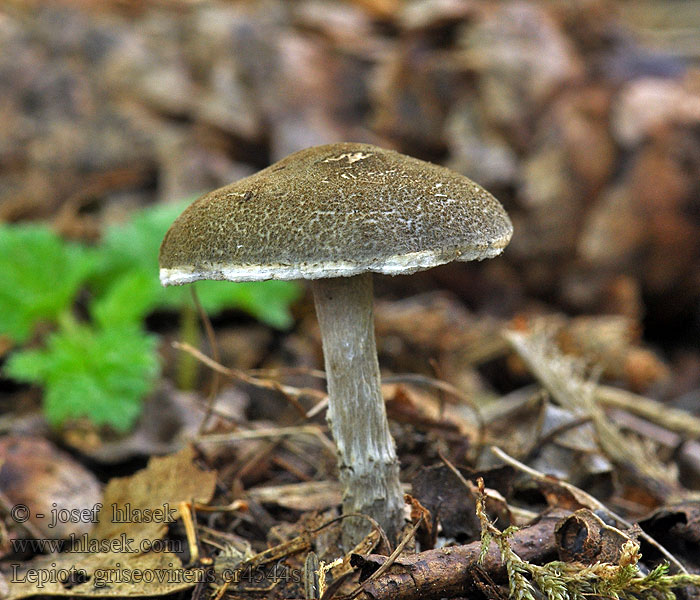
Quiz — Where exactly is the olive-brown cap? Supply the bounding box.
[159,143,512,284]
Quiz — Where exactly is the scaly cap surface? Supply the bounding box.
[159,143,513,284]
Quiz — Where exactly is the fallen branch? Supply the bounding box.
[349,509,567,600]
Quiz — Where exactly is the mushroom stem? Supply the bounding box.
[312,273,404,547]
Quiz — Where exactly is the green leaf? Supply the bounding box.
[5,321,160,432]
[4,348,50,382]
[193,279,302,329]
[91,271,161,328]
[98,202,188,280]
[94,201,302,329]
[0,224,95,343]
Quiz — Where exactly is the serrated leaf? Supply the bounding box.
[0,224,95,343]
[5,321,160,431]
[91,270,160,328]
[95,202,189,289]
[3,348,49,382]
[95,201,301,329]
[194,279,302,329]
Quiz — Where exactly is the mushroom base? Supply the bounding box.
[312,274,404,548]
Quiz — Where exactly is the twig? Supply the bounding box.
[311,513,390,555]
[173,341,326,407]
[523,415,594,462]
[597,385,700,439]
[338,517,424,600]
[176,342,483,431]
[196,424,336,455]
[247,365,326,379]
[438,450,475,491]
[191,287,222,435]
[178,500,200,566]
[307,397,330,419]
[193,500,247,513]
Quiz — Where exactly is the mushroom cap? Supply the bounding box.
[159,142,513,284]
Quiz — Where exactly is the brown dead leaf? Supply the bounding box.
[92,445,216,545]
[8,549,201,599]
[385,385,461,434]
[412,464,513,542]
[8,446,216,599]
[404,493,435,550]
[0,436,101,539]
[639,502,700,572]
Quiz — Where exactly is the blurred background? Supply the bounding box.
[4,2,700,579]
[1,0,699,438]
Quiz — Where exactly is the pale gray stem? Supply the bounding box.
[311,273,404,547]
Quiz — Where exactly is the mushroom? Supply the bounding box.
[159,142,512,546]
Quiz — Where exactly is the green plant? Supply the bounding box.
[93,201,301,391]
[94,202,301,328]
[1,203,301,431]
[0,224,95,344]
[4,267,161,432]
[5,319,159,432]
